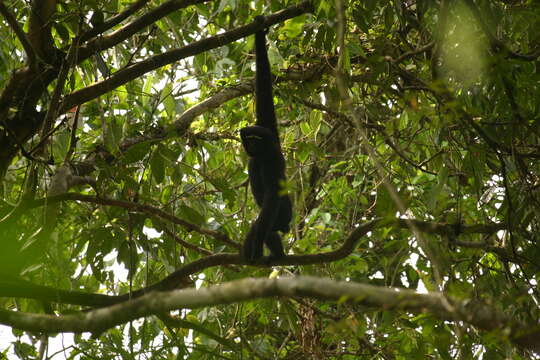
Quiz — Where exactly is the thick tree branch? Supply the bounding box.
[105,65,326,150]
[0,275,116,307]
[0,217,509,307]
[0,276,537,352]
[81,0,213,53]
[26,0,57,59]
[58,1,313,113]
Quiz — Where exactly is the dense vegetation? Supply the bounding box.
[0,0,539,358]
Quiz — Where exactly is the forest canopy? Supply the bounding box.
[0,0,539,359]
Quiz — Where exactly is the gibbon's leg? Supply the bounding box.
[242,221,263,261]
[264,231,285,261]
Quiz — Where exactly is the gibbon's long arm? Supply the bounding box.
[255,31,278,137]
[240,28,291,262]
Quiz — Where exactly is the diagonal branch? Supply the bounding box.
[0,2,36,63]
[30,193,239,249]
[81,0,213,52]
[79,0,151,42]
[40,34,81,140]
[58,1,313,113]
[174,83,253,130]
[462,0,540,61]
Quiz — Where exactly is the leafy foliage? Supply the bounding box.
[0,0,539,358]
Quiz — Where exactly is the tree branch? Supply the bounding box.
[81,0,213,53]
[40,34,81,140]
[0,274,117,307]
[0,218,507,306]
[26,0,57,59]
[58,1,313,113]
[79,0,151,42]
[162,226,214,256]
[0,276,537,352]
[0,2,36,63]
[147,218,505,293]
[30,193,239,249]
[174,83,253,131]
[462,0,540,61]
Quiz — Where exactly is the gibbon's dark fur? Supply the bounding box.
[240,29,292,262]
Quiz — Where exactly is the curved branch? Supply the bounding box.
[58,1,313,113]
[0,218,507,306]
[0,276,537,352]
[147,218,506,293]
[170,62,327,132]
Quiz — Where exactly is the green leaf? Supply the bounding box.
[162,83,176,117]
[296,142,311,163]
[281,14,307,38]
[375,187,397,218]
[104,118,123,154]
[299,121,311,136]
[52,130,71,163]
[178,205,205,226]
[142,74,154,107]
[123,141,152,164]
[150,149,165,184]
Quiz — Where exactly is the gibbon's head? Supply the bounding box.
[240,126,278,157]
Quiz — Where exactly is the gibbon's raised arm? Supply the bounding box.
[255,31,278,136]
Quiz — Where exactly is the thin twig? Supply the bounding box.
[0,2,36,63]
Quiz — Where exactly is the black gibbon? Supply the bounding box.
[240,28,292,262]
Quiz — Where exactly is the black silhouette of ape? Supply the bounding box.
[240,29,292,262]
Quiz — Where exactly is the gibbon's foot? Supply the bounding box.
[241,247,263,264]
[263,253,286,265]
[239,250,285,265]
[253,15,265,26]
